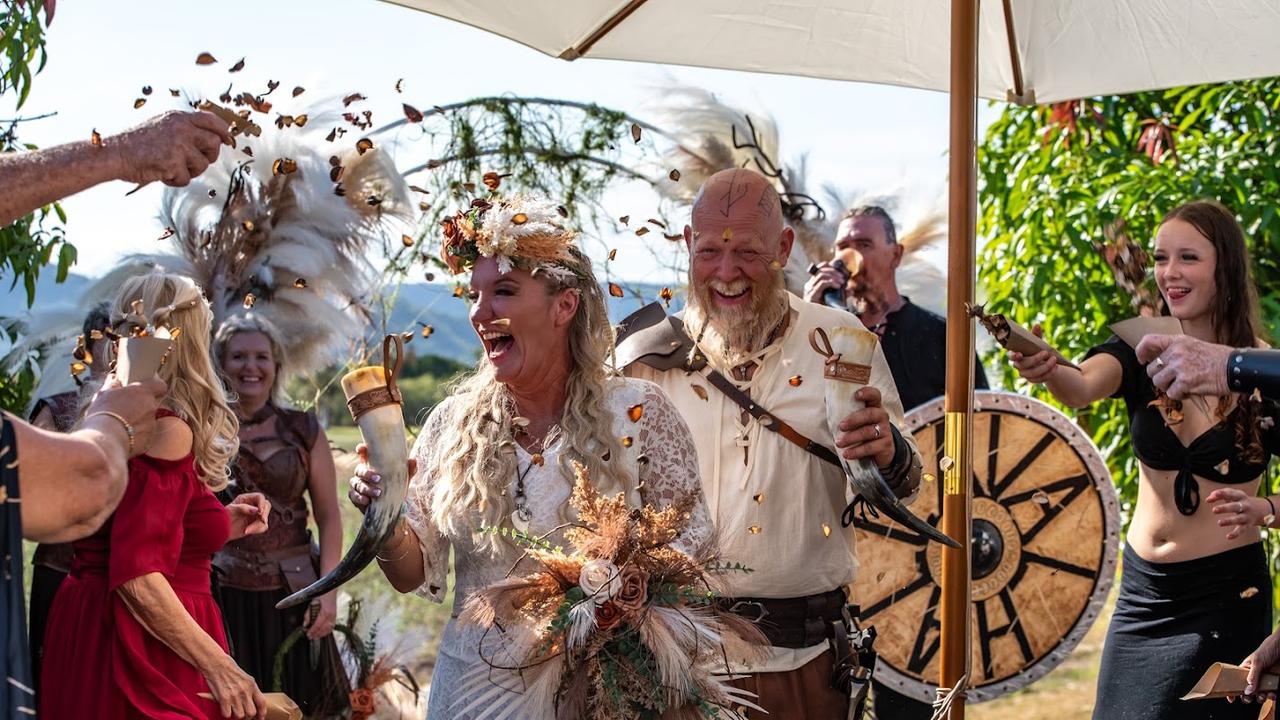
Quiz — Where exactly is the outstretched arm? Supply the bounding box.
[0,111,232,226]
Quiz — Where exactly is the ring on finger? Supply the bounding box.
[1155,357,1166,369]
[872,424,882,439]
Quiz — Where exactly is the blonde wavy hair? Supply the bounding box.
[213,313,290,405]
[111,273,239,490]
[429,246,628,551]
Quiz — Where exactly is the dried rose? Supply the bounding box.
[613,565,649,613]
[578,559,622,604]
[349,688,376,714]
[595,600,625,631]
[440,217,465,275]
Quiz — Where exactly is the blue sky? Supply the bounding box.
[15,0,996,283]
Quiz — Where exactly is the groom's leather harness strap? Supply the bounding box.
[614,301,842,469]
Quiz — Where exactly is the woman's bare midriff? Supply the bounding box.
[1126,464,1262,563]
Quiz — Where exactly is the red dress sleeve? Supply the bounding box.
[108,456,195,590]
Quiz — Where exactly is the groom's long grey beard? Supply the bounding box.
[684,271,789,373]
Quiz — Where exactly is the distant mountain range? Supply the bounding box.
[0,272,682,365]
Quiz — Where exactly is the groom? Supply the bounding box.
[619,167,921,718]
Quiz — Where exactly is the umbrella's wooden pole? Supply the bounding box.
[940,0,979,716]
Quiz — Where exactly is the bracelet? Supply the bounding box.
[86,411,135,453]
[1264,496,1276,528]
[375,520,413,563]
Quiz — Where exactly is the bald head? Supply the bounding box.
[690,168,785,238]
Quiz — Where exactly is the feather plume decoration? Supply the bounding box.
[650,84,952,304]
[6,107,414,400]
[456,462,767,720]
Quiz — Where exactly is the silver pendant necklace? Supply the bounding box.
[511,460,536,532]
[509,423,556,533]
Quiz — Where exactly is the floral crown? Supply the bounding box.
[439,195,582,281]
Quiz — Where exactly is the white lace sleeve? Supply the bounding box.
[403,400,453,602]
[632,381,713,555]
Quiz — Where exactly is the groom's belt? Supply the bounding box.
[717,588,852,649]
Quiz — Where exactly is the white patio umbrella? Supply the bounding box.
[379,2,1280,716]
[382,1,1280,105]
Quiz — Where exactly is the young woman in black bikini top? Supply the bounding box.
[1007,200,1275,720]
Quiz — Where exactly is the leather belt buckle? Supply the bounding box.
[728,600,769,623]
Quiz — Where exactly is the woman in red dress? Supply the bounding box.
[41,273,271,720]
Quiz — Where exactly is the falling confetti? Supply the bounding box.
[753,493,764,504]
[157,227,175,241]
[511,213,529,225]
[621,436,634,448]
[195,52,218,65]
[242,220,255,231]
[607,249,617,261]
[663,233,683,241]
[691,384,709,401]
[822,523,832,537]
[403,103,424,123]
[293,278,307,289]
[531,453,545,467]
[627,404,644,422]
[1241,587,1261,599]
[789,375,803,387]
[482,171,502,191]
[619,215,630,226]
[748,525,761,535]
[243,293,256,309]
[90,129,102,146]
[669,169,681,181]
[635,227,650,237]
[939,456,955,472]
[630,123,642,143]
[292,86,305,97]
[1032,490,1051,505]
[421,325,434,338]
[228,58,245,73]
[272,158,298,175]
[659,287,673,306]
[343,92,366,107]
[608,282,624,298]
[402,234,415,247]
[356,138,373,155]
[133,98,147,109]
[395,78,404,93]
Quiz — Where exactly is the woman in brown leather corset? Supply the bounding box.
[213,314,349,716]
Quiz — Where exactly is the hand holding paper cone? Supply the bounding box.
[969,304,1080,376]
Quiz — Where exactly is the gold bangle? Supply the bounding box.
[376,521,413,563]
[87,411,135,453]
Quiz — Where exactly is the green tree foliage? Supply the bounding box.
[978,78,1280,518]
[2,0,73,307]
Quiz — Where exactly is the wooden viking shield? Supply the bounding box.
[851,390,1120,703]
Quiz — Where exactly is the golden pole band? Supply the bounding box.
[943,412,970,496]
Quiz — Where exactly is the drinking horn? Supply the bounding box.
[276,335,410,609]
[810,326,960,549]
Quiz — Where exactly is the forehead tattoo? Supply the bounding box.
[717,169,752,217]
